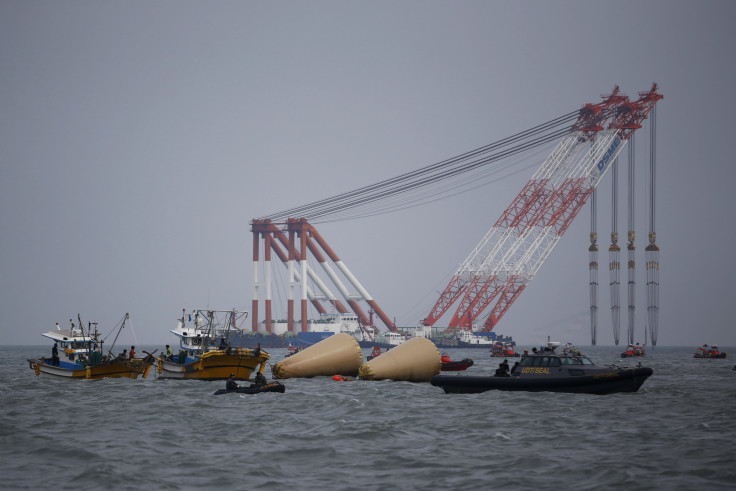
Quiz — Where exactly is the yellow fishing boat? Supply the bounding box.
[156,309,269,381]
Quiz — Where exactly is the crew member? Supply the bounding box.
[254,371,267,387]
[129,346,136,359]
[226,373,239,390]
[165,345,174,360]
[51,343,60,366]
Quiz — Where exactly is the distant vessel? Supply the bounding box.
[489,341,520,357]
[228,313,402,349]
[156,309,269,381]
[411,325,515,349]
[227,314,514,350]
[621,343,646,358]
[693,344,727,359]
[27,314,155,380]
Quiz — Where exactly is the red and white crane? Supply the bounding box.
[422,85,662,332]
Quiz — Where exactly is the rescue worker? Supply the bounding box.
[226,373,239,390]
[254,371,267,387]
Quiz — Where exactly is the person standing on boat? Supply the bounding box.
[129,346,136,359]
[165,345,173,360]
[226,373,239,390]
[51,343,59,366]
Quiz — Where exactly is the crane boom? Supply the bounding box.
[423,85,662,331]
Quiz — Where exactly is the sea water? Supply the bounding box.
[1,345,734,490]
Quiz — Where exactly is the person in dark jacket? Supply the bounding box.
[254,371,267,387]
[51,343,60,366]
[226,373,239,390]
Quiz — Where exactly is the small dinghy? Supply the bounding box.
[213,381,286,395]
[440,353,474,371]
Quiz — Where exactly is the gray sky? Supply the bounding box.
[2,1,735,347]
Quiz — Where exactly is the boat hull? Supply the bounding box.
[440,359,474,371]
[156,349,269,380]
[212,382,285,395]
[431,367,653,395]
[28,358,153,380]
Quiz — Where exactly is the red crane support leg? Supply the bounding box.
[265,232,272,334]
[252,226,260,333]
[288,228,295,333]
[346,300,370,326]
[450,274,503,329]
[485,279,527,330]
[423,275,467,326]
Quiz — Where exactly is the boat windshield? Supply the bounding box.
[520,356,562,367]
[520,355,594,366]
[559,356,594,365]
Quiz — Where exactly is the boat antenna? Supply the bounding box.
[77,313,90,355]
[92,321,101,354]
[202,310,215,353]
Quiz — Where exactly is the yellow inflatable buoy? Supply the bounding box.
[272,333,362,379]
[359,337,441,382]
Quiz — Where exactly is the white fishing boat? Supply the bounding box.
[27,314,155,380]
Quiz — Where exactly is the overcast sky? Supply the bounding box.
[2,1,735,348]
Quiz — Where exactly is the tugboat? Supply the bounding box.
[693,344,727,359]
[431,342,653,395]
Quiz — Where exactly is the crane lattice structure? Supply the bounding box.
[422,85,662,333]
[250,218,397,336]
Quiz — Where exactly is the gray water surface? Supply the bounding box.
[2,345,734,490]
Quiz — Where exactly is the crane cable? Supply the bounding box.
[260,109,579,223]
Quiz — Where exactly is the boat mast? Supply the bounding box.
[106,313,129,357]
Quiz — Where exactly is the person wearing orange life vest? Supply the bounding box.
[129,346,136,359]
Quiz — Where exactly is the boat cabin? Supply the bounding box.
[519,354,594,368]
